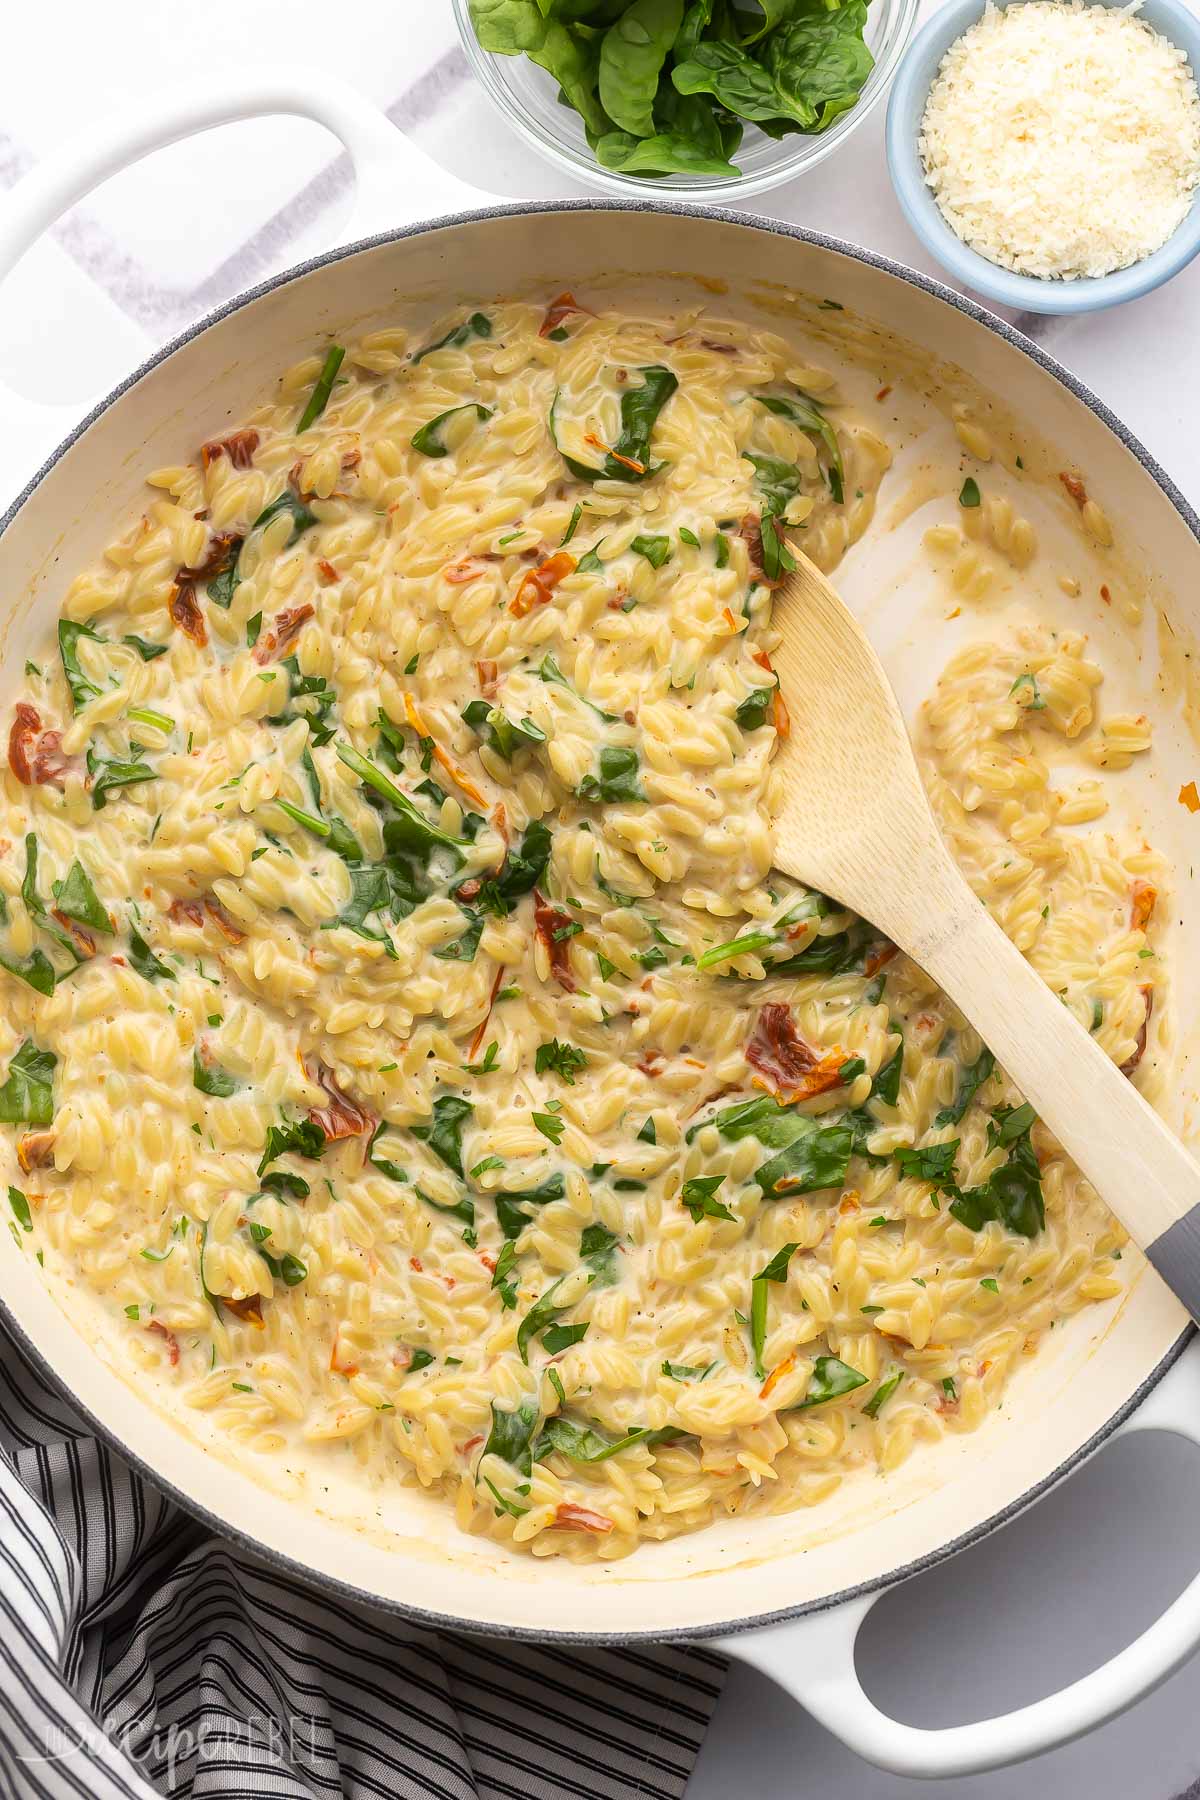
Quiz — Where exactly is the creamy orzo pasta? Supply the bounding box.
[0,294,1163,1559]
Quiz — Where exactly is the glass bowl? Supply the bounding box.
[452,0,921,204]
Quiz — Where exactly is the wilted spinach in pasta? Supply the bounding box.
[0,293,1160,1557]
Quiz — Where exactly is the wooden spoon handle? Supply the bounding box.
[903,868,1199,1319]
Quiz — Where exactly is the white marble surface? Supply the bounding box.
[3,3,1200,1794]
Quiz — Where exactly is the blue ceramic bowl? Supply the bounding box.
[886,0,1200,313]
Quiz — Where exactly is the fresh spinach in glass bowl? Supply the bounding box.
[453,0,918,200]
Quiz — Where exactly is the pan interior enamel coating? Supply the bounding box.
[0,206,1193,1639]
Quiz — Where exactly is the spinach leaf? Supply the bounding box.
[58,620,104,711]
[258,1117,326,1176]
[297,344,345,433]
[258,1247,308,1286]
[192,1052,240,1098]
[673,37,819,127]
[987,1100,1037,1150]
[128,928,175,982]
[697,930,773,969]
[0,1040,56,1126]
[662,1359,715,1381]
[260,1170,310,1199]
[251,489,318,543]
[592,129,739,178]
[321,864,397,951]
[543,1321,588,1354]
[517,1275,572,1363]
[935,1046,995,1126]
[762,5,874,134]
[750,1240,800,1376]
[948,1115,1045,1238]
[8,1186,32,1234]
[743,451,799,581]
[599,0,684,137]
[580,1220,620,1285]
[578,744,646,803]
[365,1122,408,1184]
[481,1394,540,1478]
[276,798,362,864]
[495,1173,566,1241]
[538,654,618,722]
[336,744,466,866]
[755,1121,853,1196]
[266,658,337,746]
[469,3,610,134]
[735,679,778,730]
[434,909,485,963]
[698,1091,852,1198]
[871,1032,903,1106]
[207,557,243,609]
[862,1370,903,1420]
[122,634,168,661]
[461,698,546,759]
[758,392,844,504]
[550,366,677,483]
[86,746,155,811]
[629,533,672,567]
[410,1093,474,1179]
[415,1184,476,1232]
[411,403,493,459]
[0,947,57,995]
[474,819,552,916]
[794,1354,867,1410]
[413,311,493,363]
[51,861,111,933]
[535,1039,588,1084]
[674,0,713,59]
[893,1139,959,1185]
[680,1174,734,1222]
[19,835,86,965]
[741,0,802,42]
[534,1414,679,1464]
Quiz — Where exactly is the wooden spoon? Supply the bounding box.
[768,544,1199,1321]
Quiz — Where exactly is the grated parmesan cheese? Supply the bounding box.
[919,1,1200,280]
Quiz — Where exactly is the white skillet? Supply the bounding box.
[0,74,1198,1781]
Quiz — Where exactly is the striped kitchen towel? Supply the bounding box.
[0,1319,725,1799]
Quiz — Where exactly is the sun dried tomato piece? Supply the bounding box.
[178,530,241,582]
[224,1295,265,1328]
[308,1065,375,1142]
[553,1502,614,1534]
[16,1131,54,1173]
[146,1319,181,1363]
[534,889,577,991]
[540,292,588,337]
[167,897,206,928]
[201,428,259,471]
[477,659,499,699]
[8,704,78,789]
[746,1004,849,1103]
[204,897,246,944]
[169,581,208,647]
[511,551,576,619]
[1059,471,1088,509]
[862,940,897,979]
[738,512,782,590]
[253,603,315,666]
[51,909,97,960]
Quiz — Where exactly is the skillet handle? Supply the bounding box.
[0,70,491,504]
[717,1335,1200,1778]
